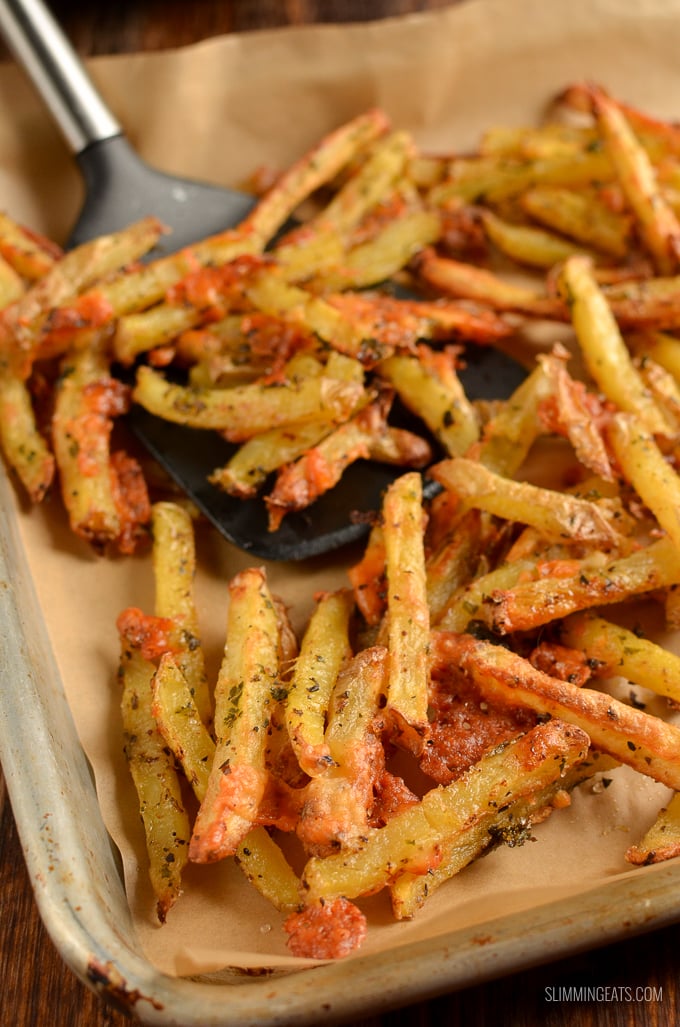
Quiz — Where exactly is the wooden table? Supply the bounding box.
[1,2,679,1024]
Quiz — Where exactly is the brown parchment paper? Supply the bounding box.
[3,0,680,977]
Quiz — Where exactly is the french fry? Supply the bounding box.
[378,347,480,457]
[347,521,387,626]
[436,557,535,632]
[537,348,614,482]
[0,252,24,308]
[590,85,680,274]
[189,567,282,863]
[132,364,363,440]
[427,149,614,206]
[0,370,55,501]
[285,588,354,777]
[52,333,149,552]
[210,418,337,498]
[382,472,430,751]
[475,537,680,634]
[470,363,551,476]
[430,456,623,549]
[626,792,680,865]
[297,646,387,855]
[442,632,680,790]
[311,207,441,291]
[151,502,211,728]
[1,217,166,375]
[558,255,671,435]
[234,827,302,913]
[151,653,215,802]
[264,396,382,531]
[0,211,61,279]
[481,208,588,268]
[520,185,633,259]
[559,611,680,705]
[412,246,564,318]
[606,412,680,552]
[301,719,589,905]
[390,747,615,920]
[119,642,191,923]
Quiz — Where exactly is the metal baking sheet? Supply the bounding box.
[3,0,680,1021]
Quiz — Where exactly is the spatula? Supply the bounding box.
[0,0,527,560]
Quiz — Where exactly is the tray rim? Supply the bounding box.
[3,458,680,1026]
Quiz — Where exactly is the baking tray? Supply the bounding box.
[3,458,680,1027]
[4,0,680,1022]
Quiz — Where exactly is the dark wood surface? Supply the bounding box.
[1,2,680,1025]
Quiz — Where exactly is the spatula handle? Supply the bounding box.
[0,0,120,153]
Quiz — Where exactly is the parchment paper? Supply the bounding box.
[2,0,680,976]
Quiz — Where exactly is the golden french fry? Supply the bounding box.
[441,632,680,790]
[151,502,211,727]
[234,827,302,913]
[0,371,54,502]
[119,643,191,923]
[559,611,680,705]
[520,185,633,259]
[430,456,623,549]
[382,472,430,751]
[378,349,479,457]
[558,255,670,435]
[132,364,363,440]
[297,646,387,855]
[189,567,281,863]
[481,208,588,268]
[390,748,615,920]
[1,217,166,374]
[475,537,680,634]
[606,412,680,552]
[0,211,61,279]
[591,86,680,274]
[151,653,215,802]
[52,333,149,551]
[285,588,354,777]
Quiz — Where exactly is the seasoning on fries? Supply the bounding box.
[7,82,680,960]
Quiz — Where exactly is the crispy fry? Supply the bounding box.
[52,333,149,552]
[151,653,215,802]
[559,611,680,705]
[378,347,480,457]
[441,632,680,790]
[132,364,363,440]
[382,472,430,751]
[558,255,670,435]
[430,456,622,549]
[520,186,633,259]
[151,502,211,727]
[590,85,680,274]
[607,412,680,551]
[390,747,614,920]
[119,642,191,923]
[285,588,354,777]
[189,567,282,863]
[476,537,680,634]
[0,370,54,501]
[297,646,387,856]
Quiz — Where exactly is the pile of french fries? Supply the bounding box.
[8,81,680,957]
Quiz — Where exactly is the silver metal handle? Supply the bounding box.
[0,0,120,153]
